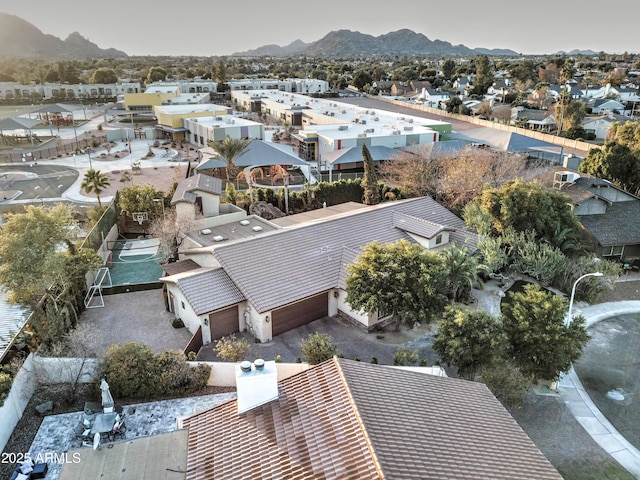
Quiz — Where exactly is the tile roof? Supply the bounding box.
[211,197,479,313]
[392,211,451,239]
[182,358,561,480]
[164,268,245,315]
[171,174,223,204]
[161,259,201,276]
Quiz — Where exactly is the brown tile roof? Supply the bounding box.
[182,358,561,480]
[161,259,201,276]
[212,197,479,313]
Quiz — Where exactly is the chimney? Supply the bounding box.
[236,359,279,414]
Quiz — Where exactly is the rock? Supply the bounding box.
[35,401,53,415]
[249,201,285,220]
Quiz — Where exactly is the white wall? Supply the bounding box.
[0,354,37,454]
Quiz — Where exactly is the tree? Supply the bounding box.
[236,167,264,203]
[433,306,506,380]
[90,67,118,84]
[378,144,442,198]
[299,332,340,365]
[439,245,485,303]
[0,204,100,309]
[474,180,584,248]
[352,69,373,91]
[207,136,251,182]
[438,147,533,210]
[471,55,494,95]
[579,142,640,195]
[606,121,640,151]
[147,207,195,262]
[118,184,166,218]
[501,284,589,380]
[554,89,572,136]
[446,96,463,113]
[346,240,448,329]
[441,59,456,80]
[146,66,167,83]
[81,169,111,207]
[361,145,379,205]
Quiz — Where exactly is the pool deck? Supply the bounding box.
[559,300,640,478]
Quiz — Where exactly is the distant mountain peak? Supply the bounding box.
[0,12,127,58]
[233,28,518,57]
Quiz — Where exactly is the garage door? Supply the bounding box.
[271,294,328,336]
[209,306,239,340]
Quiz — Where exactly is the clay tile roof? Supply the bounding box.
[183,358,562,480]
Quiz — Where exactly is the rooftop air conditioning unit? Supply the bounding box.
[391,130,401,135]
[240,220,250,226]
[252,226,263,232]
[365,128,374,133]
[338,125,348,131]
[357,133,367,138]
[342,110,347,114]
[213,235,224,242]
[373,117,379,121]
[408,118,414,123]
[215,116,222,120]
[404,126,413,131]
[201,228,212,235]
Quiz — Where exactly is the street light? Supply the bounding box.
[565,272,603,326]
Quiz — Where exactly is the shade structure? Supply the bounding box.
[322,145,397,166]
[100,378,114,413]
[31,103,82,114]
[235,140,308,167]
[0,116,43,130]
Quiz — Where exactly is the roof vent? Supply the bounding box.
[213,235,224,242]
[252,226,263,232]
[201,228,212,235]
[240,220,250,226]
[236,360,279,414]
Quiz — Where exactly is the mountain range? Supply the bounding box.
[233,29,519,57]
[0,13,127,58]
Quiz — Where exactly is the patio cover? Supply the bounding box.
[31,103,82,114]
[197,140,307,172]
[323,145,397,165]
[0,116,43,132]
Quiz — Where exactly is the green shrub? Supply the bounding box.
[299,332,341,365]
[157,350,210,395]
[214,334,251,362]
[103,343,161,399]
[392,347,419,366]
[0,371,12,407]
[103,343,210,400]
[172,317,185,329]
[480,362,532,408]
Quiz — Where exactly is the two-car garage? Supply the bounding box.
[271,293,329,336]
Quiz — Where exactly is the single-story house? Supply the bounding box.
[581,113,631,140]
[554,171,640,260]
[182,357,562,480]
[161,186,479,345]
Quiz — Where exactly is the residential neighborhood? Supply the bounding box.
[1,6,640,480]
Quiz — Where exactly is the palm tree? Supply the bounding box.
[81,169,110,207]
[207,136,251,183]
[270,165,295,213]
[439,245,487,303]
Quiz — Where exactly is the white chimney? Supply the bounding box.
[236,359,279,414]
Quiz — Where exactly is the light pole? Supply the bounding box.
[565,272,603,326]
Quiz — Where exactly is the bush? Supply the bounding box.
[103,343,210,400]
[103,343,161,399]
[392,347,419,366]
[172,317,185,329]
[480,363,532,408]
[299,332,340,365]
[157,350,210,395]
[214,334,251,362]
[0,371,12,407]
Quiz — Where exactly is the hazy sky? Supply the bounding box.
[1,0,637,57]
